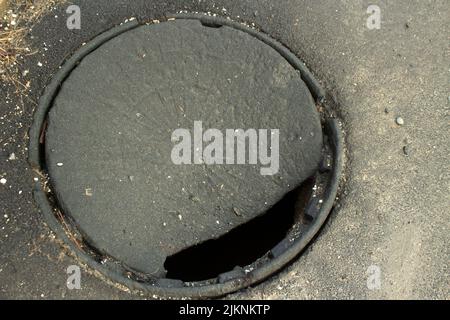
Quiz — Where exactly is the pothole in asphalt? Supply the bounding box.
[29,14,343,298]
[164,178,315,282]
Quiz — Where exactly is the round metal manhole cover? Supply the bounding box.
[29,14,343,298]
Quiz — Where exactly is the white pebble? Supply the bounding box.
[396,117,405,126]
[0,178,6,185]
[56,162,63,167]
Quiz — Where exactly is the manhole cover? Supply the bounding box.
[29,14,343,298]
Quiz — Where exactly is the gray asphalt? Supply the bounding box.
[0,0,449,299]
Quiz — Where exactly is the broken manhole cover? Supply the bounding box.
[29,14,343,298]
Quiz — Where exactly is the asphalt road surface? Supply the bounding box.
[0,0,448,299]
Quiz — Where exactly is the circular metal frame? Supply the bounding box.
[28,13,344,298]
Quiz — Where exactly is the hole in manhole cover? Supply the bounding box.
[29,14,343,298]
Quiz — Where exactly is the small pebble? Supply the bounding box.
[189,195,200,202]
[403,145,411,156]
[395,117,404,126]
[56,162,63,167]
[8,153,16,160]
[0,178,6,185]
[384,107,390,114]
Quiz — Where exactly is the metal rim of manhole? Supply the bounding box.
[28,13,344,298]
